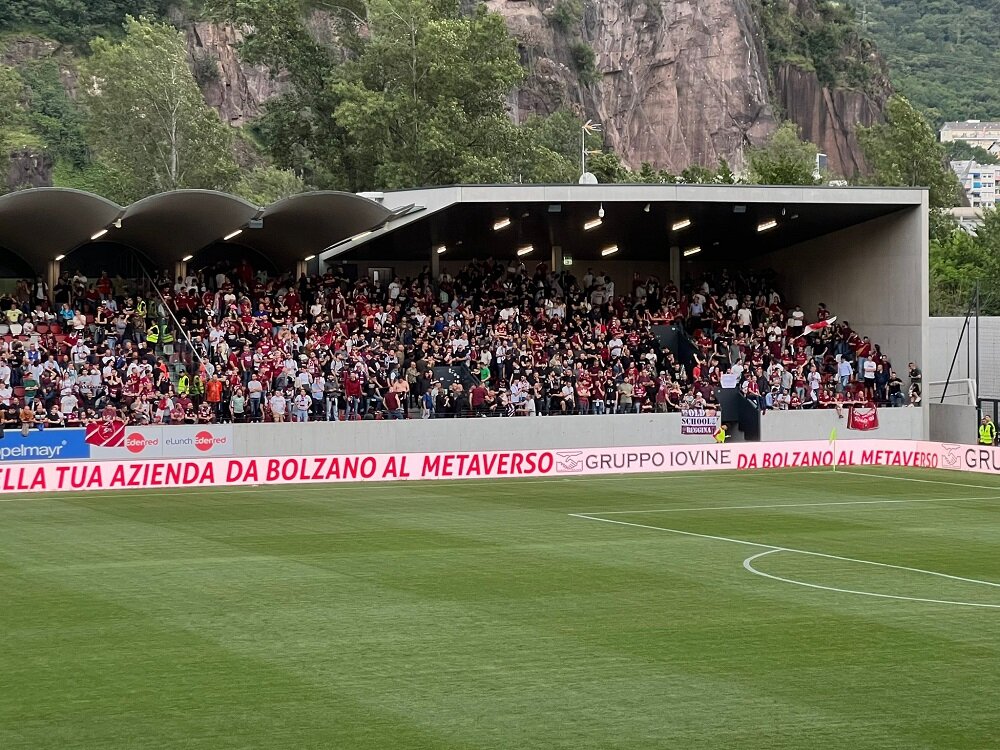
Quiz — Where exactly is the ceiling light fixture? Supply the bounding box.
[182,254,194,262]
[90,228,109,240]
[598,203,605,219]
[584,218,603,230]
[757,219,778,232]
[517,245,533,257]
[350,230,373,242]
[435,245,447,254]
[493,218,512,231]
[643,203,650,213]
[671,219,692,231]
[601,245,619,257]
[304,255,316,262]
[223,229,243,240]
[683,246,702,257]
[54,254,65,262]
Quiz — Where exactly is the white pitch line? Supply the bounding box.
[576,495,1000,515]
[569,513,1000,602]
[743,549,1000,609]
[833,469,1000,492]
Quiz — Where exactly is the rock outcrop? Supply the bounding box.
[185,22,290,126]
[489,0,776,172]
[6,150,54,191]
[774,63,884,178]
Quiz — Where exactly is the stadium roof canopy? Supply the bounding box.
[320,183,927,266]
[0,187,393,275]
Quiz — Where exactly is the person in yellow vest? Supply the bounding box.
[136,299,147,319]
[145,322,160,348]
[160,323,175,345]
[177,371,191,397]
[190,371,206,405]
[713,423,729,443]
[979,416,997,446]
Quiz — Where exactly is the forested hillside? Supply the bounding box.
[866,0,1000,122]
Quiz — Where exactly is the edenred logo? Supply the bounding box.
[194,431,228,452]
[126,433,159,454]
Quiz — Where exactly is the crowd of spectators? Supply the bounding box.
[0,259,919,431]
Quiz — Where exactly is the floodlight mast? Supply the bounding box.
[581,120,602,179]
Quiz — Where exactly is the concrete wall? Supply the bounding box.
[929,403,977,444]
[758,406,923,442]
[235,410,925,458]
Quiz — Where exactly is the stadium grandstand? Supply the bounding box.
[0,184,928,433]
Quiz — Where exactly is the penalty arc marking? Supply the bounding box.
[743,549,1000,609]
[569,513,1000,609]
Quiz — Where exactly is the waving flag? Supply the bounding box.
[798,316,838,338]
[85,419,126,448]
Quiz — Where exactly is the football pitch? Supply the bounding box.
[3,466,1000,749]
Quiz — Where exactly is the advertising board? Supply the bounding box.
[0,428,90,463]
[0,439,955,495]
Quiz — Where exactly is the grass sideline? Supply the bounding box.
[2,466,1000,749]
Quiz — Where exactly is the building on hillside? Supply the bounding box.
[951,160,997,208]
[947,207,986,235]
[940,120,1000,155]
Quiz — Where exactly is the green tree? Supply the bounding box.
[234,166,307,205]
[944,140,1000,167]
[858,96,959,208]
[82,16,238,202]
[332,0,528,188]
[746,122,819,186]
[0,65,25,136]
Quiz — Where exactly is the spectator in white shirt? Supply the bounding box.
[269,392,287,422]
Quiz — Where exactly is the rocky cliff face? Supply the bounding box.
[185,22,290,127]
[186,1,884,177]
[490,0,776,172]
[487,0,884,177]
[774,63,883,178]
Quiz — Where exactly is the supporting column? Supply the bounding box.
[430,244,440,280]
[550,244,563,272]
[46,260,60,304]
[295,261,307,279]
[174,261,187,284]
[669,245,681,287]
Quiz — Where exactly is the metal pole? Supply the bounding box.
[976,280,981,418]
[581,126,586,177]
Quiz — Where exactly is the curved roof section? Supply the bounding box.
[227,191,392,267]
[0,188,123,273]
[113,190,260,269]
[0,188,392,274]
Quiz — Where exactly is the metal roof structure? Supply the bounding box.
[0,187,393,275]
[320,183,927,266]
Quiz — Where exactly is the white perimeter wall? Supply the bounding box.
[758,407,923,443]
[236,411,925,458]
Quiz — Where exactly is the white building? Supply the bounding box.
[940,120,1000,155]
[951,160,998,208]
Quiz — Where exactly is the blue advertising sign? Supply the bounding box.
[0,428,90,462]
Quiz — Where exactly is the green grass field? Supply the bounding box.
[3,466,1000,749]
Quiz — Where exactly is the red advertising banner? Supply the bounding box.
[0,440,955,495]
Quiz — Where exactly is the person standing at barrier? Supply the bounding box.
[247,374,263,422]
[293,388,311,423]
[205,374,223,422]
[19,402,35,437]
[979,416,997,446]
